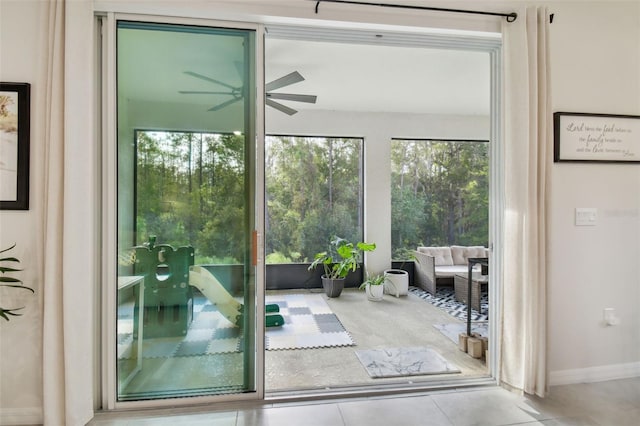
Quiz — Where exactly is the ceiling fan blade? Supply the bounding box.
[179,90,233,95]
[184,71,237,91]
[267,93,317,104]
[266,98,298,115]
[208,97,242,111]
[265,71,304,92]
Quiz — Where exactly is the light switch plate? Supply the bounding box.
[575,208,597,226]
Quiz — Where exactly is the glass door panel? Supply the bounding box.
[115,21,256,401]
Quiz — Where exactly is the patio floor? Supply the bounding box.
[265,287,489,392]
[117,285,489,399]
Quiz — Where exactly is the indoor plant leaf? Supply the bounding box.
[0,244,32,321]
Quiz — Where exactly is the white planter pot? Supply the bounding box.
[365,283,384,301]
[384,269,409,297]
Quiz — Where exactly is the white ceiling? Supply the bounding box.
[265,37,491,116]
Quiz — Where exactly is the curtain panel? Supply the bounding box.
[42,0,67,423]
[500,6,552,397]
[42,0,96,424]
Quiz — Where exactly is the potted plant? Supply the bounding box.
[383,268,409,297]
[0,244,33,321]
[384,249,413,297]
[359,272,386,301]
[308,236,376,297]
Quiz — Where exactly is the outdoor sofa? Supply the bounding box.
[413,245,489,295]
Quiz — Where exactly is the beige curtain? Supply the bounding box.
[42,0,94,424]
[42,0,67,423]
[500,6,551,397]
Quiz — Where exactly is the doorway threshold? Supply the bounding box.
[265,375,497,404]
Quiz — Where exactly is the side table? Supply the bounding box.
[465,257,488,337]
[454,272,488,313]
[118,275,145,393]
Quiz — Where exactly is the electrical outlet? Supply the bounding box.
[576,208,597,226]
[603,308,620,326]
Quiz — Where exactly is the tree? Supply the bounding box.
[391,140,488,258]
[134,131,247,263]
[265,136,363,263]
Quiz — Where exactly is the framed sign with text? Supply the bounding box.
[554,112,640,163]
[553,112,640,163]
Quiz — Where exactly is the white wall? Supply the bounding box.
[0,1,638,424]
[0,1,46,425]
[547,1,640,383]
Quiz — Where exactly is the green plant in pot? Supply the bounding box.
[359,272,386,301]
[0,244,33,321]
[308,236,376,297]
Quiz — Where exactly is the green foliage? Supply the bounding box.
[308,236,376,280]
[265,251,293,264]
[193,254,237,265]
[0,244,34,321]
[135,131,247,263]
[391,140,489,259]
[265,136,363,263]
[132,132,488,267]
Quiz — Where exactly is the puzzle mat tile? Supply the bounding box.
[118,293,355,358]
[264,293,355,350]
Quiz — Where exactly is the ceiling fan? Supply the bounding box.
[179,70,317,115]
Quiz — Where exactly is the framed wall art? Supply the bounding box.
[0,82,30,210]
[554,112,640,163]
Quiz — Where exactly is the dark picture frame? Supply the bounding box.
[0,82,30,210]
[554,112,640,163]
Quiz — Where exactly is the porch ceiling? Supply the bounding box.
[265,37,491,115]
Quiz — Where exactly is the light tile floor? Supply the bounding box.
[89,377,640,425]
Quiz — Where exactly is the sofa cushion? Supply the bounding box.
[450,245,488,265]
[434,265,468,277]
[417,246,453,266]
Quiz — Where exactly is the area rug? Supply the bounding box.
[432,322,489,344]
[118,293,354,359]
[409,286,488,321]
[355,347,460,378]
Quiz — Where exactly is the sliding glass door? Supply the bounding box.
[114,20,258,401]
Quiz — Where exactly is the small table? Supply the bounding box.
[454,272,488,313]
[118,275,145,392]
[464,258,488,337]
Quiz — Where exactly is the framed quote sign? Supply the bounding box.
[554,112,640,163]
[0,82,31,210]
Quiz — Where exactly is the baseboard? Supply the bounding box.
[0,407,42,426]
[549,361,640,386]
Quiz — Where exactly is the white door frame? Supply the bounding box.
[263,24,503,390]
[98,12,266,410]
[98,10,503,410]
